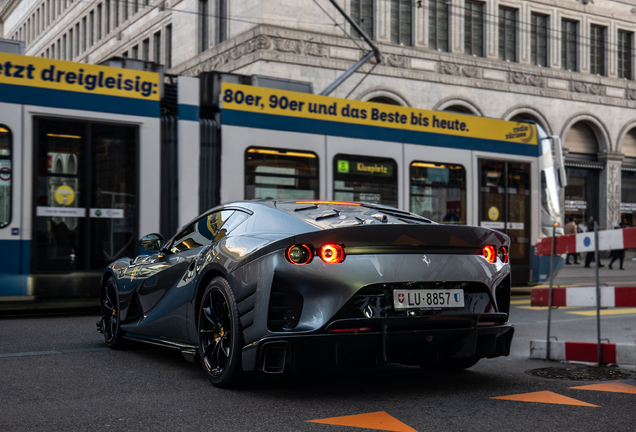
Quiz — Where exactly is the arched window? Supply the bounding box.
[368,96,401,106]
[444,105,473,114]
[565,122,599,156]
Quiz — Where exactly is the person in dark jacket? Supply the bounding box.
[609,224,626,270]
[584,217,605,268]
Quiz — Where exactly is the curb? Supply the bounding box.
[530,340,636,365]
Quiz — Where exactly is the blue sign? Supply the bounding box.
[11,228,19,236]
[583,236,591,247]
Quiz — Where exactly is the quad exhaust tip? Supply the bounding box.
[260,343,289,374]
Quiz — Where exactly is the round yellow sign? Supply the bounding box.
[54,185,75,206]
[488,206,499,221]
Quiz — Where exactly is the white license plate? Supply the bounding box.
[393,289,464,309]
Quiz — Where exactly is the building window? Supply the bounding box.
[75,23,80,56]
[390,0,411,46]
[590,25,606,76]
[133,0,139,14]
[68,29,73,60]
[531,13,548,67]
[105,0,110,34]
[217,0,228,43]
[618,30,633,80]
[410,162,466,224]
[142,38,149,61]
[245,148,319,200]
[428,0,449,52]
[498,7,517,62]
[97,5,102,41]
[166,25,172,68]
[123,0,129,21]
[153,31,161,63]
[334,154,398,207]
[89,11,95,46]
[114,0,119,28]
[131,45,138,59]
[562,19,578,71]
[0,125,12,228]
[82,17,87,52]
[199,0,209,53]
[464,2,483,57]
[351,0,374,39]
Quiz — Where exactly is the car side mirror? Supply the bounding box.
[140,233,164,251]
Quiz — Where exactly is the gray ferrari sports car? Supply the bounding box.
[97,200,513,387]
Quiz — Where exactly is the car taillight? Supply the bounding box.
[286,244,312,265]
[483,245,497,263]
[498,246,508,263]
[320,244,345,264]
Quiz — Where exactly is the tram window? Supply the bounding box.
[410,162,466,224]
[333,154,398,207]
[245,147,318,200]
[0,125,11,228]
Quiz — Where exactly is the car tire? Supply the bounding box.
[100,277,125,349]
[198,276,243,388]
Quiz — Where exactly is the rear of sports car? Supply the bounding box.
[237,202,513,374]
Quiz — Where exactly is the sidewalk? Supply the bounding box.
[512,251,636,295]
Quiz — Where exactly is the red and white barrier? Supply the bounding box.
[531,286,636,307]
[535,226,636,256]
[530,340,636,365]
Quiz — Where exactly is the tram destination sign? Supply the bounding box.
[0,52,160,101]
[220,82,538,147]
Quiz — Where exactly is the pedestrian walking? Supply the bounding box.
[584,217,604,268]
[565,217,579,264]
[609,224,626,270]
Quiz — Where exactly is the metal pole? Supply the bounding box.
[546,223,557,361]
[320,51,376,96]
[594,221,602,366]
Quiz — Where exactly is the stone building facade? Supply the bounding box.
[3,0,636,230]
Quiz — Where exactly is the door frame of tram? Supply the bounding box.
[478,157,533,285]
[0,102,25,297]
[30,116,140,298]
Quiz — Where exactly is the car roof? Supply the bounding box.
[242,200,434,230]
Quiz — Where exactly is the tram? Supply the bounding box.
[0,52,162,298]
[0,51,564,300]
[216,81,566,285]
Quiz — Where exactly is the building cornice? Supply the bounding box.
[0,0,19,22]
[171,24,636,109]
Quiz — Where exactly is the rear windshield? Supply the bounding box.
[275,201,433,230]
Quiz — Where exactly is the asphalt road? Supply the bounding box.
[1,301,635,432]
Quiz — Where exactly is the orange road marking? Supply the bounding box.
[307,411,418,432]
[491,391,599,407]
[570,383,636,394]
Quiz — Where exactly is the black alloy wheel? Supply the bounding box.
[198,277,242,387]
[100,278,124,348]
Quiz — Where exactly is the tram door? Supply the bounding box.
[0,106,22,296]
[479,160,531,284]
[33,117,138,293]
